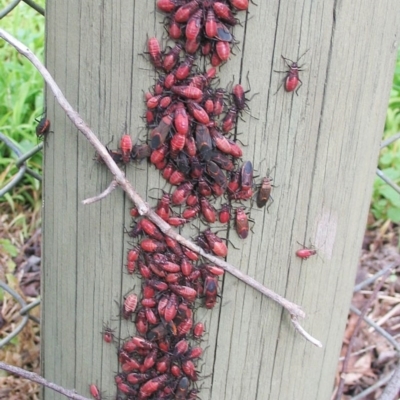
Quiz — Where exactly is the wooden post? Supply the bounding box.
[42,1,400,399]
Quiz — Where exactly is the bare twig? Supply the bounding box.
[334,268,393,400]
[0,362,91,400]
[82,179,118,205]
[0,28,321,347]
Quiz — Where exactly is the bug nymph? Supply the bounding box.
[274,49,310,95]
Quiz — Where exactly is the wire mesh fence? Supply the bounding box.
[0,1,44,349]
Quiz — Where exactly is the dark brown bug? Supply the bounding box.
[131,143,151,161]
[204,275,218,309]
[175,377,190,400]
[35,116,52,139]
[257,176,274,208]
[240,161,253,191]
[206,161,227,190]
[274,49,310,95]
[150,114,173,149]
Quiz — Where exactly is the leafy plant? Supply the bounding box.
[371,49,400,222]
[0,0,45,210]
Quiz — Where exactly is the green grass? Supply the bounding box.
[371,50,400,223]
[0,0,45,211]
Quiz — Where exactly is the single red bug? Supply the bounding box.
[215,40,230,61]
[296,244,317,260]
[147,37,163,69]
[123,293,138,319]
[274,49,310,95]
[163,43,183,71]
[213,2,237,25]
[89,384,101,400]
[193,322,205,339]
[230,0,249,10]
[235,207,249,239]
[204,229,228,257]
[175,0,199,23]
[157,0,178,12]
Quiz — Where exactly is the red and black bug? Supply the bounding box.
[274,49,310,95]
[35,115,52,140]
[101,323,115,344]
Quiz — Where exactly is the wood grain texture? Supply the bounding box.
[42,1,400,399]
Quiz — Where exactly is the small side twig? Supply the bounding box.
[0,362,91,400]
[0,28,321,347]
[82,179,118,205]
[334,268,393,400]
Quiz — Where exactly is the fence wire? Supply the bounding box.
[0,0,44,348]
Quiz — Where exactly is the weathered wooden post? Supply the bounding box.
[42,1,400,399]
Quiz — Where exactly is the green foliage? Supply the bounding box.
[371,49,400,222]
[0,0,45,209]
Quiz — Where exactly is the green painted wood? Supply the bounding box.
[42,1,400,399]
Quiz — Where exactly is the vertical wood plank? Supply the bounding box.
[43,0,400,399]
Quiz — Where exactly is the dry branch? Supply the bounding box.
[0,362,91,400]
[0,27,322,348]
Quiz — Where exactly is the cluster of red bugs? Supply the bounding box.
[104,215,224,399]
[88,1,316,399]
[156,0,249,67]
